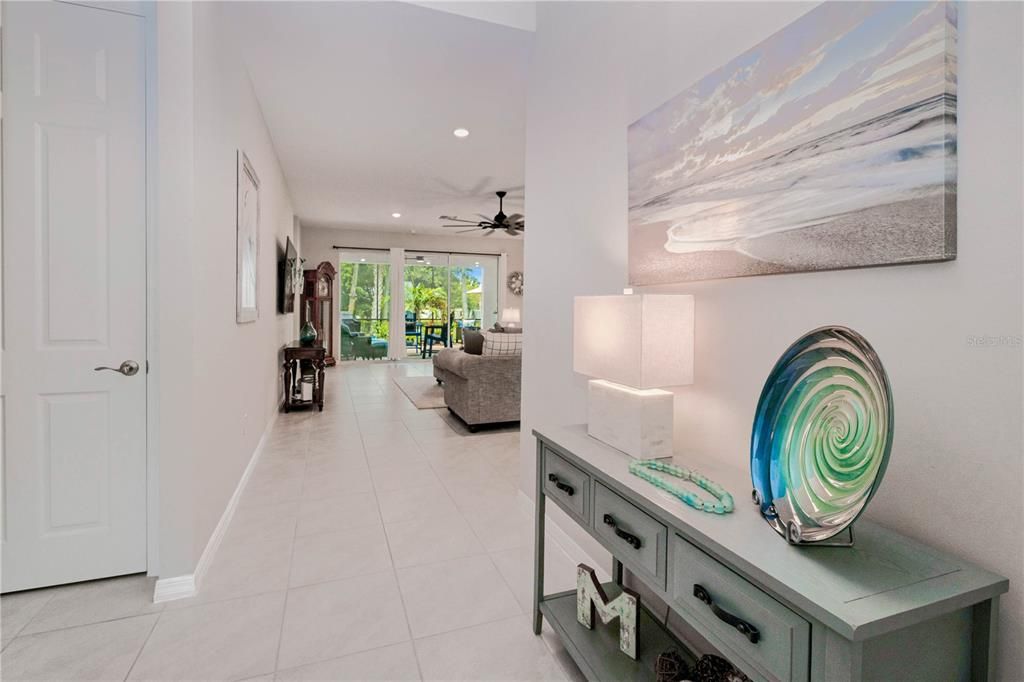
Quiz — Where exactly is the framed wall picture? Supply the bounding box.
[628,2,957,284]
[237,151,261,323]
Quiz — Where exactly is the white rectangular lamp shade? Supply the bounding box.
[573,294,694,458]
[501,307,521,325]
[573,295,693,389]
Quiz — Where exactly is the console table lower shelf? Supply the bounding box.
[540,585,695,682]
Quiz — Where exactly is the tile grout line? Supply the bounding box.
[120,608,163,681]
[355,371,427,682]
[8,602,165,642]
[271,418,311,676]
[3,590,58,644]
[392,388,531,642]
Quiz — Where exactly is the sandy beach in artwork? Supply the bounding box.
[629,195,955,286]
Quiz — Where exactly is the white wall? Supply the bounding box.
[151,0,199,578]
[300,225,525,359]
[151,2,298,578]
[189,2,298,561]
[523,2,1023,677]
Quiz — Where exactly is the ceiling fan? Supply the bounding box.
[441,191,524,236]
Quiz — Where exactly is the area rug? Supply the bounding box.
[393,375,447,409]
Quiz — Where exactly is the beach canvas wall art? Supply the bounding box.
[628,1,957,284]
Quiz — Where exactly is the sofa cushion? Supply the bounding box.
[462,329,484,355]
[482,330,523,356]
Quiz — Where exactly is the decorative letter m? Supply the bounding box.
[576,564,639,659]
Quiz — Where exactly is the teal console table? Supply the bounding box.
[532,424,1008,681]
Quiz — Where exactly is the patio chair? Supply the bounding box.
[421,323,449,359]
[405,311,422,352]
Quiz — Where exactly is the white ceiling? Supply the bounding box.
[226,2,533,237]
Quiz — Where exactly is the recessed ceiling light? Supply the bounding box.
[360,258,366,262]
[453,128,470,138]
[474,262,480,266]
[391,212,402,218]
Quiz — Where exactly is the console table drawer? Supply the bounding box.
[671,535,809,682]
[594,482,667,588]
[543,447,590,522]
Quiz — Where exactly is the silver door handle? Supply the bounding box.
[94,360,140,376]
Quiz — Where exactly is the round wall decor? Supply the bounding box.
[750,326,893,544]
[507,271,524,296]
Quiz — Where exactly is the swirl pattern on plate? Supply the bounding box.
[750,326,893,543]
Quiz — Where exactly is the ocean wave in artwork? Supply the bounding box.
[631,95,955,259]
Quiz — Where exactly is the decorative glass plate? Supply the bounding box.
[750,326,893,544]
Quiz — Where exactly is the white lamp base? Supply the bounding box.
[586,379,673,459]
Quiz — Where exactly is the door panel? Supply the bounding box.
[2,1,147,591]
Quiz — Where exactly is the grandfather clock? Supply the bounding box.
[301,261,336,366]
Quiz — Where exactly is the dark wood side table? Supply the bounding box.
[282,343,326,412]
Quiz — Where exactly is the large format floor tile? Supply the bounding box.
[397,555,522,638]
[2,361,580,681]
[461,498,535,552]
[295,492,381,537]
[2,614,158,681]
[376,483,460,524]
[385,513,485,568]
[129,592,286,681]
[275,642,421,681]
[1,589,55,648]
[19,574,162,636]
[490,541,585,613]
[189,534,294,605]
[415,616,567,681]
[277,571,410,670]
[289,525,393,587]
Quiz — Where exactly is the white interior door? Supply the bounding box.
[2,1,147,592]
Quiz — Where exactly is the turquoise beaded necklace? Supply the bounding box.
[628,460,734,515]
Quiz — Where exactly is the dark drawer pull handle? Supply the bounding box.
[547,473,574,496]
[693,584,760,644]
[602,514,642,550]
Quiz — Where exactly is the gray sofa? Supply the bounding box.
[432,348,521,431]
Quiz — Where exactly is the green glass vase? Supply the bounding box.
[300,302,317,347]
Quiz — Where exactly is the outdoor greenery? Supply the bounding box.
[338,260,484,348]
[404,265,483,323]
[339,262,390,338]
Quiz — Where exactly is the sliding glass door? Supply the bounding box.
[450,254,500,336]
[403,252,499,357]
[337,249,390,360]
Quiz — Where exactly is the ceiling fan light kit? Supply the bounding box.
[441,190,525,236]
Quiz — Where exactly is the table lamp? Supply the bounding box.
[501,307,521,328]
[573,294,694,459]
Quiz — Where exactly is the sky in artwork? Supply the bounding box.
[628,1,955,207]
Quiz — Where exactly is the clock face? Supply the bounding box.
[317,278,329,297]
[507,271,524,296]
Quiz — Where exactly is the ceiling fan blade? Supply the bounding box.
[456,227,481,233]
[440,216,479,224]
[506,213,524,223]
[484,229,496,236]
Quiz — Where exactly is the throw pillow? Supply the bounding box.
[482,330,523,356]
[462,329,484,355]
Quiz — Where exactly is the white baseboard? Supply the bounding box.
[152,574,195,603]
[153,411,279,603]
